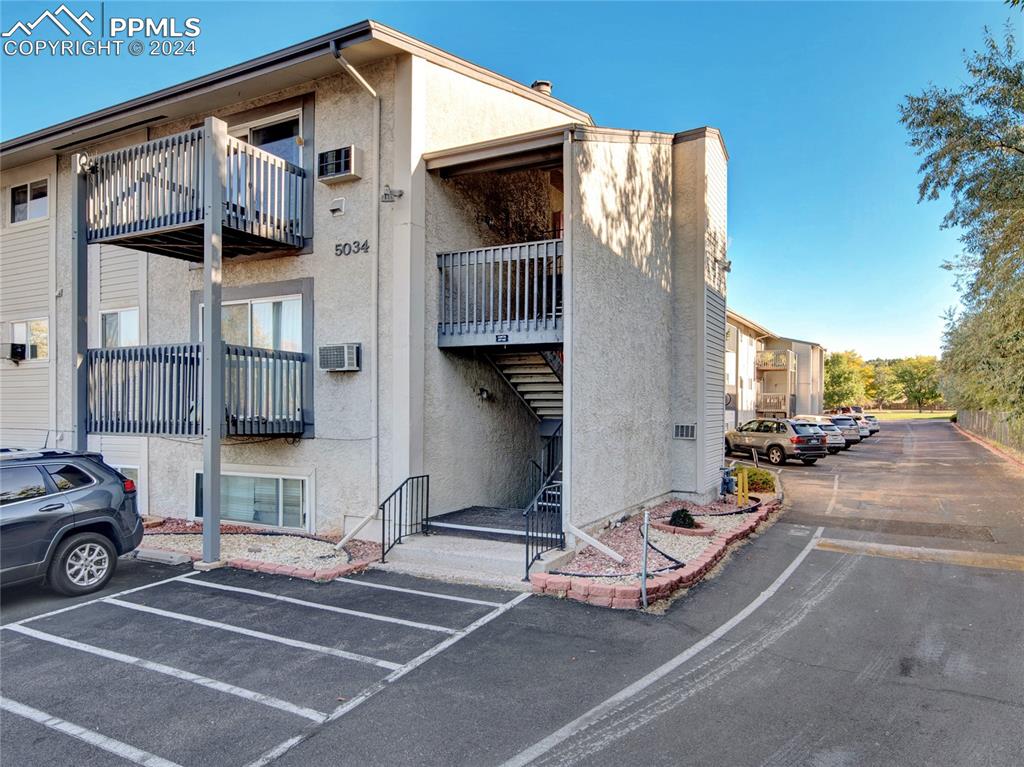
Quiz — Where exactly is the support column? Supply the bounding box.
[202,117,227,564]
[70,154,89,452]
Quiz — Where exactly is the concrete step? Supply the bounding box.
[380,533,571,585]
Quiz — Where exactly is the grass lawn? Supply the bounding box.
[871,410,955,421]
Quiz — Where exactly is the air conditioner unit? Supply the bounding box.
[1,343,26,363]
[317,146,363,183]
[319,343,361,372]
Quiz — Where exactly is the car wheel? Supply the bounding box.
[828,448,840,455]
[767,446,786,465]
[802,458,818,465]
[48,532,118,596]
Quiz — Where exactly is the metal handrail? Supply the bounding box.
[524,480,564,579]
[525,421,563,509]
[380,475,430,562]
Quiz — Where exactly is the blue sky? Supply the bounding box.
[1,1,1017,358]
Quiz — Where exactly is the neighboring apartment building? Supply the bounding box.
[725,311,825,424]
[0,20,729,574]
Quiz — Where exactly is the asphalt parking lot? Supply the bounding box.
[0,566,526,767]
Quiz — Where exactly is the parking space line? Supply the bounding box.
[104,597,402,671]
[182,578,457,635]
[0,696,183,767]
[4,624,327,723]
[6,571,198,628]
[244,592,533,767]
[334,577,505,607]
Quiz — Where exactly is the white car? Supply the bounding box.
[862,414,881,434]
[850,414,874,437]
[796,415,850,453]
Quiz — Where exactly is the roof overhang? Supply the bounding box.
[423,125,572,177]
[726,309,775,339]
[1,20,592,168]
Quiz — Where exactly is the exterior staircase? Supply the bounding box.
[488,350,563,419]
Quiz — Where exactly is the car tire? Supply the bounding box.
[828,448,840,455]
[802,458,818,465]
[47,532,118,597]
[767,446,786,465]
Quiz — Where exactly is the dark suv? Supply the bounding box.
[0,449,144,596]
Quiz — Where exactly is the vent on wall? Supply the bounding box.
[317,146,363,183]
[319,343,361,372]
[674,423,697,440]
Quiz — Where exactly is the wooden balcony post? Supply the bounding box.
[71,154,90,452]
[202,117,227,564]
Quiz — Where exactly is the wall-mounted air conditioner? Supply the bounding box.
[1,343,26,363]
[319,343,361,372]
[317,146,363,183]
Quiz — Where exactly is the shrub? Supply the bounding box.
[950,413,958,423]
[737,467,775,493]
[669,508,697,528]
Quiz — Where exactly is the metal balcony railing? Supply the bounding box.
[756,349,796,371]
[85,127,306,259]
[86,343,306,437]
[437,239,563,347]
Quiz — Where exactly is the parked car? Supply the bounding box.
[0,449,143,596]
[798,415,852,452]
[862,414,881,434]
[849,414,873,438]
[725,418,828,466]
[827,415,863,447]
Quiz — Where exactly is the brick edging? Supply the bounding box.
[529,499,783,610]
[139,542,371,582]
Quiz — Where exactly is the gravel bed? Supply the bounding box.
[145,532,362,570]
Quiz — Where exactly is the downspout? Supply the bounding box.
[332,42,381,547]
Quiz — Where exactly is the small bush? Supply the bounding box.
[737,467,775,493]
[950,413,958,423]
[669,508,697,528]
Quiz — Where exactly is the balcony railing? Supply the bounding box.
[86,343,306,437]
[756,349,796,371]
[85,126,306,260]
[756,392,796,416]
[437,239,563,348]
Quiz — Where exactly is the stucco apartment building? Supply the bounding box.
[725,309,825,429]
[0,20,729,575]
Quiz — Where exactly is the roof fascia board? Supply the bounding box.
[726,309,775,339]
[571,125,675,144]
[423,125,572,171]
[673,126,729,161]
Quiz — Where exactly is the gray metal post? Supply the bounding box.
[202,117,227,563]
[640,509,650,608]
[71,154,90,452]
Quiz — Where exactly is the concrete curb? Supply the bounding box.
[138,542,371,582]
[953,422,1024,472]
[530,498,784,610]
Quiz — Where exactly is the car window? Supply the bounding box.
[832,417,854,426]
[45,463,94,491]
[738,421,757,432]
[0,466,50,505]
[756,421,775,433]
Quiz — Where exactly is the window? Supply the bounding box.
[10,180,48,223]
[10,319,48,360]
[232,114,301,166]
[101,308,140,348]
[194,472,306,529]
[44,464,94,491]
[0,466,50,505]
[201,296,301,352]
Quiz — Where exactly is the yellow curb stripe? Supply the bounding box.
[815,538,1024,573]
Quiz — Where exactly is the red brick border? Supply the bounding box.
[139,543,372,582]
[529,498,783,610]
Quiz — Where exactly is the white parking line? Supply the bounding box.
[182,578,456,634]
[5,571,198,628]
[825,474,840,515]
[104,597,401,671]
[334,577,505,607]
[0,696,183,767]
[244,592,533,767]
[4,624,327,723]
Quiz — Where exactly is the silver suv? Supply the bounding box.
[725,418,829,466]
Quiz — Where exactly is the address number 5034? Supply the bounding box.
[335,240,371,256]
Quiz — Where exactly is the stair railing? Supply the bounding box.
[379,475,430,563]
[524,480,565,579]
[526,422,563,508]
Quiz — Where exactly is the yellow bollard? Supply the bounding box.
[737,471,749,508]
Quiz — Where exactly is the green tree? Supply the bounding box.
[893,356,943,412]
[865,361,905,409]
[900,26,1024,420]
[824,351,867,409]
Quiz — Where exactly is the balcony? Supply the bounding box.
[86,343,307,437]
[85,126,306,262]
[756,392,796,416]
[756,349,796,371]
[437,239,563,348]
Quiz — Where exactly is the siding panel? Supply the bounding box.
[704,286,727,487]
[99,245,142,308]
[0,220,49,320]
